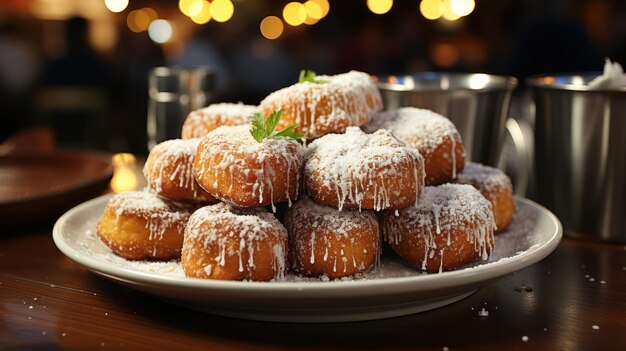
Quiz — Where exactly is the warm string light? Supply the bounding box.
[210,0,234,22]
[114,0,474,43]
[283,2,307,26]
[303,0,323,25]
[191,1,212,24]
[127,8,157,33]
[366,0,393,15]
[179,0,234,23]
[179,0,195,16]
[311,0,330,17]
[419,0,475,21]
[104,0,128,13]
[260,16,284,40]
[261,0,329,40]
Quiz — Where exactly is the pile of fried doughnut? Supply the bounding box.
[97,71,516,281]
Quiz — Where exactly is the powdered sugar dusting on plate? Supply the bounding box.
[78,196,540,282]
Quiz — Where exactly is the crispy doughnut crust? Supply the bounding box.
[305,127,424,210]
[181,103,258,139]
[193,125,304,209]
[182,203,288,281]
[144,139,216,202]
[365,107,465,185]
[382,184,495,272]
[96,191,192,260]
[260,71,382,138]
[285,196,380,278]
[455,162,516,233]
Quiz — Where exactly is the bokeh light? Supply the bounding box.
[283,2,307,26]
[303,1,322,25]
[450,0,475,17]
[210,0,234,22]
[110,153,140,193]
[127,8,157,33]
[431,42,459,67]
[310,0,330,17]
[441,0,461,21]
[179,0,195,16]
[367,0,393,15]
[260,16,284,40]
[104,0,128,13]
[188,0,206,17]
[304,1,323,20]
[148,19,173,44]
[191,1,212,24]
[420,0,442,20]
[143,8,158,22]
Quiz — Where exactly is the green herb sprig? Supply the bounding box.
[298,69,328,84]
[250,109,304,143]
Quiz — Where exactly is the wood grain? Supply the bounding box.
[1,230,624,350]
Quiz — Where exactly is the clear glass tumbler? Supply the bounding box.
[147,66,214,150]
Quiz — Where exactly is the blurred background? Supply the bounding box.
[1,0,624,154]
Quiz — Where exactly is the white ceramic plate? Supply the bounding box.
[53,194,562,323]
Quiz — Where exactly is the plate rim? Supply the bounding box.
[53,194,562,294]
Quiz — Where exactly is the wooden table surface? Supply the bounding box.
[1,222,625,350]
[1,149,625,350]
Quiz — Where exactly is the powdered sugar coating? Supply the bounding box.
[455,162,516,232]
[366,108,459,154]
[286,196,380,277]
[144,138,214,202]
[364,107,465,182]
[288,196,379,236]
[106,191,192,241]
[182,103,259,139]
[305,127,424,211]
[260,71,383,138]
[182,203,288,281]
[456,162,513,199]
[193,125,304,211]
[383,184,495,272]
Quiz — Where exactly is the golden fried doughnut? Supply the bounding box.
[304,127,424,211]
[260,71,383,138]
[96,191,192,260]
[193,125,304,210]
[285,196,379,278]
[382,184,495,272]
[181,103,259,139]
[182,203,288,281]
[365,107,465,185]
[455,162,516,233]
[144,139,216,202]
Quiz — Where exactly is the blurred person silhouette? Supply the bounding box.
[38,16,111,148]
[41,17,109,86]
[0,17,40,142]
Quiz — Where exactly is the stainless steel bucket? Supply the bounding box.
[528,74,626,242]
[377,73,518,166]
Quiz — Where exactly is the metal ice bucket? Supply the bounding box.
[528,74,626,242]
[377,73,518,166]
